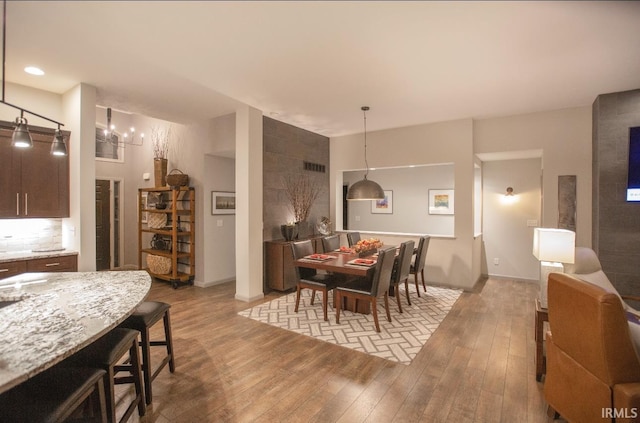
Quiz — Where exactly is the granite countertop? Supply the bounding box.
[0,270,151,394]
[0,249,79,263]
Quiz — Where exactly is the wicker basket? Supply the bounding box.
[166,169,189,187]
[146,254,171,274]
[148,212,167,229]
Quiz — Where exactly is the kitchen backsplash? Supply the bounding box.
[0,219,63,252]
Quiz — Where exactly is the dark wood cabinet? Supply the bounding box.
[0,254,77,280]
[0,125,70,218]
[265,236,323,291]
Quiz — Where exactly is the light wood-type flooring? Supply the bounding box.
[114,276,556,422]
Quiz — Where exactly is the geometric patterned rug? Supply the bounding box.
[238,285,462,365]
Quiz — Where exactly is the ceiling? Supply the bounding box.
[4,1,640,137]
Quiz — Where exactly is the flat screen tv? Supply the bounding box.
[627,126,640,201]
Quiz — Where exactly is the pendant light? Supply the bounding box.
[50,126,67,156]
[1,0,66,155]
[346,106,385,200]
[11,111,32,148]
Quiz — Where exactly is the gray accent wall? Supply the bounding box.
[593,88,640,299]
[263,117,330,241]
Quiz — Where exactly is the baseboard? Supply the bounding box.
[194,277,235,288]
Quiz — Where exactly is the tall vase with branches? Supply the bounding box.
[283,174,323,238]
[152,126,171,187]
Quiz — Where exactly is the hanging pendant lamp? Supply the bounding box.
[11,112,32,148]
[50,127,67,156]
[347,106,385,200]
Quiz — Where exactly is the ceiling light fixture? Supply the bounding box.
[1,0,66,155]
[346,106,385,201]
[100,107,144,147]
[24,66,44,76]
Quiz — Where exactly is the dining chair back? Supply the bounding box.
[347,232,361,247]
[322,235,340,253]
[411,235,431,296]
[335,245,397,332]
[391,240,415,313]
[291,239,339,321]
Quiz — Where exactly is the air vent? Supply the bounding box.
[303,161,326,173]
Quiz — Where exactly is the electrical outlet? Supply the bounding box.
[217,219,223,227]
[355,216,361,221]
[493,258,500,265]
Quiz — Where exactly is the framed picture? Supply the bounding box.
[95,126,124,163]
[429,189,454,215]
[140,193,148,223]
[212,191,236,215]
[371,190,393,214]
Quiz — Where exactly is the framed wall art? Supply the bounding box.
[429,189,454,215]
[212,191,236,215]
[371,190,393,214]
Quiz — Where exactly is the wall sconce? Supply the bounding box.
[505,187,514,196]
[501,186,518,204]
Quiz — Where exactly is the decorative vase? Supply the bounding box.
[281,224,297,241]
[154,158,168,187]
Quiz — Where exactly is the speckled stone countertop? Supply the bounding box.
[0,249,78,263]
[0,271,151,394]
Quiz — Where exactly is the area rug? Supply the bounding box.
[238,285,462,364]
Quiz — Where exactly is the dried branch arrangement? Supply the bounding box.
[151,125,171,159]
[283,174,323,223]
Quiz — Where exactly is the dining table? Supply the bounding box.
[294,248,388,314]
[0,270,151,394]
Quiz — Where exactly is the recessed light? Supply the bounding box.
[24,66,44,76]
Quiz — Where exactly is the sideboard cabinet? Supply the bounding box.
[265,236,324,292]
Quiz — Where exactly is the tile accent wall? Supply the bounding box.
[593,88,640,301]
[0,219,63,252]
[263,116,330,241]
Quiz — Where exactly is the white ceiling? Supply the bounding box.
[4,1,640,137]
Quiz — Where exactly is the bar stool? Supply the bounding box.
[65,328,145,423]
[119,301,175,405]
[0,366,107,422]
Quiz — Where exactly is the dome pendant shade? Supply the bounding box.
[347,177,385,200]
[12,118,32,148]
[50,129,67,156]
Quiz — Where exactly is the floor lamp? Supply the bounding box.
[533,228,575,309]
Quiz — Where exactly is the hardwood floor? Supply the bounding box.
[115,276,554,422]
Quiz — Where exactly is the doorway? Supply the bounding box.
[95,178,123,270]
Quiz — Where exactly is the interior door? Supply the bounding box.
[95,179,111,270]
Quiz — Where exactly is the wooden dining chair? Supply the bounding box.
[336,245,397,332]
[322,234,341,252]
[391,240,415,313]
[347,232,361,247]
[410,235,431,296]
[291,240,340,321]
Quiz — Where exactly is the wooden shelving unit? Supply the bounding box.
[138,187,195,288]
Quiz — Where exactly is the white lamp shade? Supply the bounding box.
[533,228,575,263]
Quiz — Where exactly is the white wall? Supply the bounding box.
[331,118,478,289]
[343,164,455,235]
[482,158,542,280]
[474,107,592,247]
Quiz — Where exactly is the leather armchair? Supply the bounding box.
[544,273,640,423]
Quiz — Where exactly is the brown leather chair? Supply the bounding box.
[544,273,640,423]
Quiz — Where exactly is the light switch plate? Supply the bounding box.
[527,220,538,227]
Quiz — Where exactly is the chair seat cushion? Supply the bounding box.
[301,273,339,289]
[120,301,170,329]
[0,367,106,422]
[336,277,372,295]
[69,328,139,367]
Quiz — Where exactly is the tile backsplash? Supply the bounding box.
[0,219,63,252]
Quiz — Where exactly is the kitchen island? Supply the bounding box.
[0,270,151,394]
